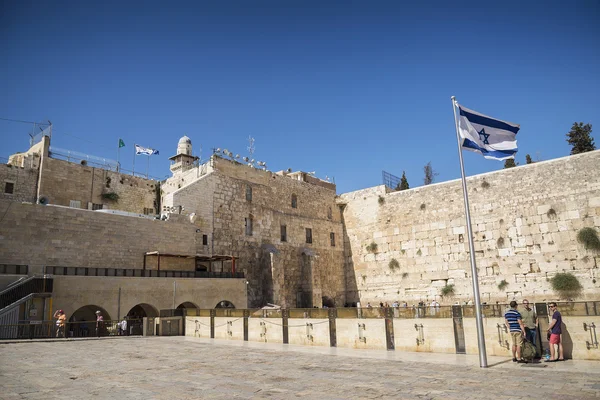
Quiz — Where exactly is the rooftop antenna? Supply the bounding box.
[247,136,255,157]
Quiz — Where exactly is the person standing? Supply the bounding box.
[546,302,565,362]
[53,309,66,338]
[95,310,104,338]
[504,300,527,363]
[520,299,539,356]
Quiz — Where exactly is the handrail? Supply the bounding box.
[0,276,53,311]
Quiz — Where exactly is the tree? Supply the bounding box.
[504,159,518,168]
[525,154,533,164]
[423,162,438,185]
[566,122,595,155]
[396,171,409,191]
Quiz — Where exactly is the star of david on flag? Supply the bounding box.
[458,105,519,160]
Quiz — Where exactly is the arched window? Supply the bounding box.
[291,194,297,208]
[245,215,253,236]
[246,185,252,201]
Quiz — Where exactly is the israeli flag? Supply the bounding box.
[135,144,159,155]
[458,105,519,160]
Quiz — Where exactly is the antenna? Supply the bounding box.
[247,136,255,156]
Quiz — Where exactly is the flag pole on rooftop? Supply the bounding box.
[451,95,488,368]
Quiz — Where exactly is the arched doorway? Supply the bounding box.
[177,302,199,316]
[69,305,111,338]
[322,296,335,308]
[215,300,235,309]
[126,303,159,318]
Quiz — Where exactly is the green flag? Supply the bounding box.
[119,138,125,148]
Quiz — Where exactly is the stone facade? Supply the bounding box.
[163,155,346,308]
[0,163,38,203]
[340,150,600,305]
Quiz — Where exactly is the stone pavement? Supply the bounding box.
[1,336,599,399]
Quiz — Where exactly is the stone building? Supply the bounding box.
[162,137,346,308]
[3,136,158,214]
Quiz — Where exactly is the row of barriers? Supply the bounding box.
[0,319,144,340]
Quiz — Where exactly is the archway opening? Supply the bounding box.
[126,303,159,318]
[322,296,335,308]
[215,300,235,309]
[177,301,199,309]
[69,305,111,338]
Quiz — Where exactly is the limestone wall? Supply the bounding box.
[37,157,158,214]
[0,199,197,271]
[340,150,600,305]
[0,164,37,203]
[166,156,346,308]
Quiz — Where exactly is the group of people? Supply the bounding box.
[53,309,106,338]
[504,300,564,363]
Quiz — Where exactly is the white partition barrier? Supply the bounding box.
[393,318,455,353]
[288,318,330,347]
[185,316,211,338]
[248,317,283,343]
[213,316,244,340]
[336,318,386,350]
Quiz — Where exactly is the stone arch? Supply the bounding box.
[126,303,159,318]
[215,300,235,309]
[177,301,199,310]
[322,296,336,308]
[68,305,111,338]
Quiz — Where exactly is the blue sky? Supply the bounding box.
[1,1,599,194]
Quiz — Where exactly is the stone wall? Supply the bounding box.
[165,156,347,308]
[37,157,158,214]
[340,150,600,305]
[0,164,38,203]
[0,199,198,271]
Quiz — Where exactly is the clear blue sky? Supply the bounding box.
[1,1,598,193]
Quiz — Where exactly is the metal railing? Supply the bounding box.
[0,276,53,311]
[0,265,29,275]
[0,319,143,340]
[44,266,244,279]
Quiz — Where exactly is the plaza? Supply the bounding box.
[1,336,599,399]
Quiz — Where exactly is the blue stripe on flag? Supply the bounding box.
[462,139,517,158]
[459,107,520,134]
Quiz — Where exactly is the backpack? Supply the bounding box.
[522,339,537,361]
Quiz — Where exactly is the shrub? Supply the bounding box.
[577,227,600,251]
[497,279,509,291]
[402,272,409,278]
[378,195,385,205]
[101,192,119,202]
[481,180,490,189]
[547,208,557,219]
[366,242,378,253]
[441,284,455,297]
[388,258,399,271]
[550,272,583,299]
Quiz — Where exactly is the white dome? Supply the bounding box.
[178,136,192,145]
[177,135,192,156]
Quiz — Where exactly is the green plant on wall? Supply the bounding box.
[101,192,119,202]
[550,272,583,299]
[366,242,378,253]
[441,284,455,297]
[402,272,408,278]
[388,258,399,271]
[497,279,509,291]
[378,195,385,205]
[577,227,600,251]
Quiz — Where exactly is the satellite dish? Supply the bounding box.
[243,157,249,162]
[216,148,221,152]
[250,159,255,163]
[38,196,48,205]
[235,154,240,159]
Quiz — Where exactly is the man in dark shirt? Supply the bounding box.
[546,302,564,362]
[504,301,526,362]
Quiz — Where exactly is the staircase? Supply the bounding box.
[0,276,53,324]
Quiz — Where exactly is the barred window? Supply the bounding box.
[245,216,253,236]
[246,185,252,202]
[281,225,287,242]
[4,181,14,194]
[291,194,297,208]
[330,232,335,247]
[305,228,312,244]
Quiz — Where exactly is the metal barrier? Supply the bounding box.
[0,319,143,340]
[0,276,53,311]
[44,266,244,279]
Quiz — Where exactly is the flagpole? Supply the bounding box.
[117,140,120,172]
[132,146,136,177]
[451,96,488,368]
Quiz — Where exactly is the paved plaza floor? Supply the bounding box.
[1,336,599,399]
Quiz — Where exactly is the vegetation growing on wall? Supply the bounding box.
[481,180,490,189]
[378,195,385,205]
[101,192,119,202]
[547,208,557,219]
[497,279,509,291]
[441,284,455,297]
[577,227,600,251]
[388,258,399,271]
[550,272,583,299]
[366,242,378,253]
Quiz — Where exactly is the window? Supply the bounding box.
[327,206,332,220]
[143,207,154,215]
[305,228,312,244]
[245,216,253,236]
[330,232,335,247]
[291,194,297,208]
[246,185,252,202]
[280,225,287,242]
[4,182,14,194]
[69,200,81,209]
[92,203,104,210]
[202,235,208,245]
